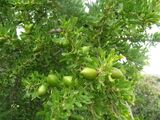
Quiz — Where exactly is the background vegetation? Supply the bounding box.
[133,75,160,120]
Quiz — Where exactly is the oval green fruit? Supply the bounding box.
[37,84,47,96]
[80,67,97,80]
[47,74,58,86]
[62,39,69,47]
[69,114,84,120]
[111,67,124,79]
[81,46,90,53]
[63,76,73,86]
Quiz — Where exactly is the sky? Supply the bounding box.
[143,43,160,76]
[142,25,160,76]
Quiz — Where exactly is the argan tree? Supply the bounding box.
[0,0,160,119]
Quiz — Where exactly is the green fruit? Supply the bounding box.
[63,76,73,86]
[25,24,33,33]
[55,38,69,47]
[81,46,90,53]
[61,39,69,46]
[47,74,58,86]
[111,67,124,79]
[80,67,97,80]
[69,114,84,120]
[37,85,47,96]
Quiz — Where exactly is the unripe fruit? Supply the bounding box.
[81,46,90,53]
[47,74,58,86]
[63,76,73,86]
[25,24,33,34]
[69,114,84,120]
[37,84,47,96]
[80,67,97,80]
[111,67,124,79]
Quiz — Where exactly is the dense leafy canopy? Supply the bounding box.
[0,0,160,119]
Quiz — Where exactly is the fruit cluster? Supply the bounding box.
[37,67,124,96]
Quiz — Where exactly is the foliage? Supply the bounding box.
[0,0,160,119]
[132,75,160,120]
[152,32,160,42]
